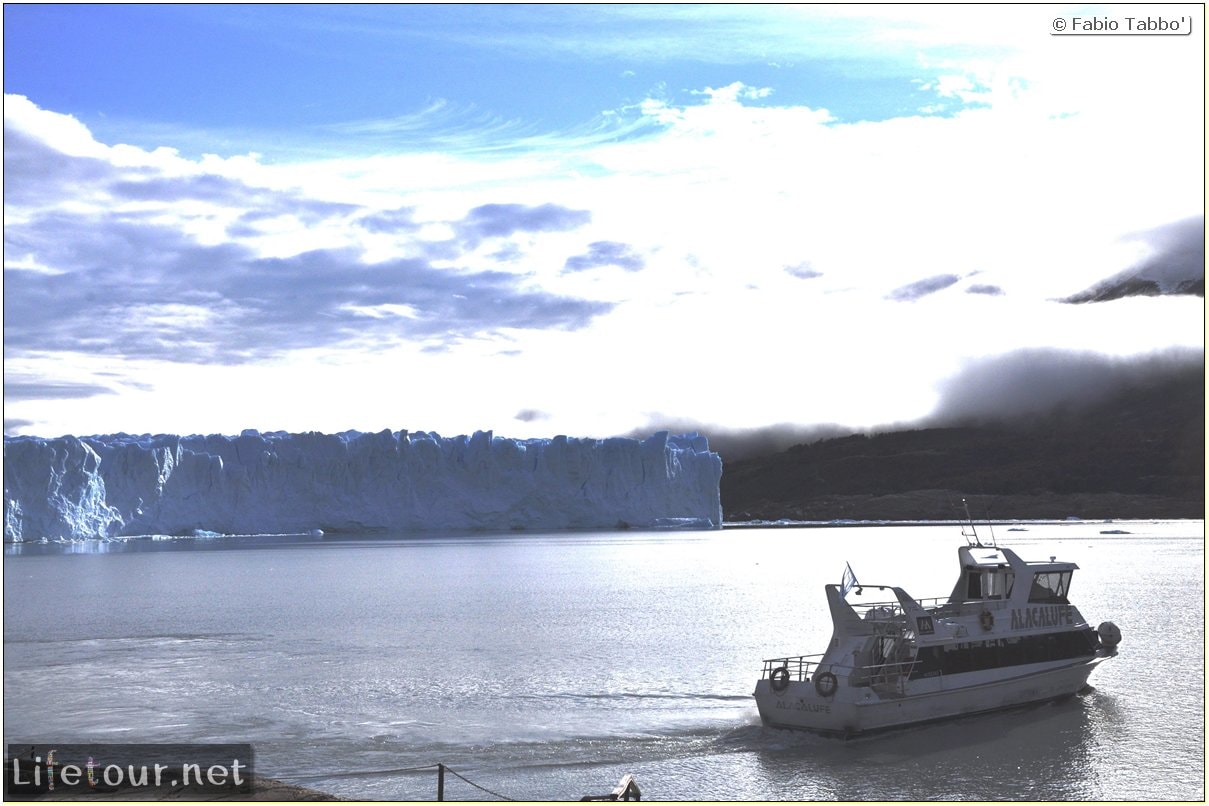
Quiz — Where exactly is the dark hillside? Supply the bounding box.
[721,367,1205,521]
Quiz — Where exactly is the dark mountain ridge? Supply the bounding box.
[721,366,1205,521]
[1061,215,1204,304]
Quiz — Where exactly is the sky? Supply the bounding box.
[3,4,1205,445]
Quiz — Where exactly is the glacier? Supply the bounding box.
[3,429,723,541]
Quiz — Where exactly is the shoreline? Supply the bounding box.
[722,516,1203,529]
[3,773,344,802]
[4,515,1204,547]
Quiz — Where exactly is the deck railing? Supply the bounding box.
[849,599,904,621]
[864,659,919,694]
[760,654,825,682]
[849,594,960,614]
[850,593,1016,624]
[761,655,920,692]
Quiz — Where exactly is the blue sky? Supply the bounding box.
[4,4,1204,443]
[4,5,940,157]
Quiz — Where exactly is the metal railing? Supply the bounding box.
[850,600,904,621]
[762,655,921,693]
[760,654,825,682]
[848,593,961,619]
[852,593,1018,624]
[864,659,919,694]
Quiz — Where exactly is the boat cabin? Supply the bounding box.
[946,545,1078,606]
[754,536,1118,735]
[811,543,1099,693]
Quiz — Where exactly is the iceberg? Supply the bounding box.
[3,429,723,541]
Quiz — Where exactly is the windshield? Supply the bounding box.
[1028,570,1071,603]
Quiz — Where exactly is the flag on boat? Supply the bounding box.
[840,562,859,598]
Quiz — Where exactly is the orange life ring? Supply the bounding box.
[814,671,838,698]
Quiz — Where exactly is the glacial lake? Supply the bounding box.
[4,521,1204,800]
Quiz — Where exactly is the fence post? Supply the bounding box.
[437,763,445,801]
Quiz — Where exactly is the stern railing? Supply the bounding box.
[760,654,825,682]
[762,655,921,693]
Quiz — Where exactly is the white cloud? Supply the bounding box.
[4,94,109,159]
[4,5,1204,441]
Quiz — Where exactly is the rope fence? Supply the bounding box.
[442,764,516,801]
[289,760,638,801]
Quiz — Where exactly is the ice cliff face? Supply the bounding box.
[3,429,723,540]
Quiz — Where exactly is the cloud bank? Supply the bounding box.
[564,241,645,272]
[925,347,1205,426]
[3,30,1204,441]
[4,96,614,366]
[633,347,1205,462]
[888,274,961,301]
[1062,216,1205,303]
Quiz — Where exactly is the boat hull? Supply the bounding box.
[753,655,1109,736]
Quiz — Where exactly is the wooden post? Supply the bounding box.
[437,763,445,801]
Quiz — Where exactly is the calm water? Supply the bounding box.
[4,522,1204,801]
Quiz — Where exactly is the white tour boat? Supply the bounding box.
[753,523,1121,736]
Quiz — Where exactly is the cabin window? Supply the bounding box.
[985,570,1015,599]
[965,572,980,599]
[908,629,1098,680]
[963,569,1015,600]
[1028,571,1071,603]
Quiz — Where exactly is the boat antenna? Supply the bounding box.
[961,498,982,547]
[984,501,998,547]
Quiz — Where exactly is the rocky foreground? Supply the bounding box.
[4,773,342,801]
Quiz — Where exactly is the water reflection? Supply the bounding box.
[4,532,326,556]
[750,693,1105,800]
[2,528,671,557]
[4,524,1201,800]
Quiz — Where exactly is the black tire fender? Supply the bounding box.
[770,665,791,693]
